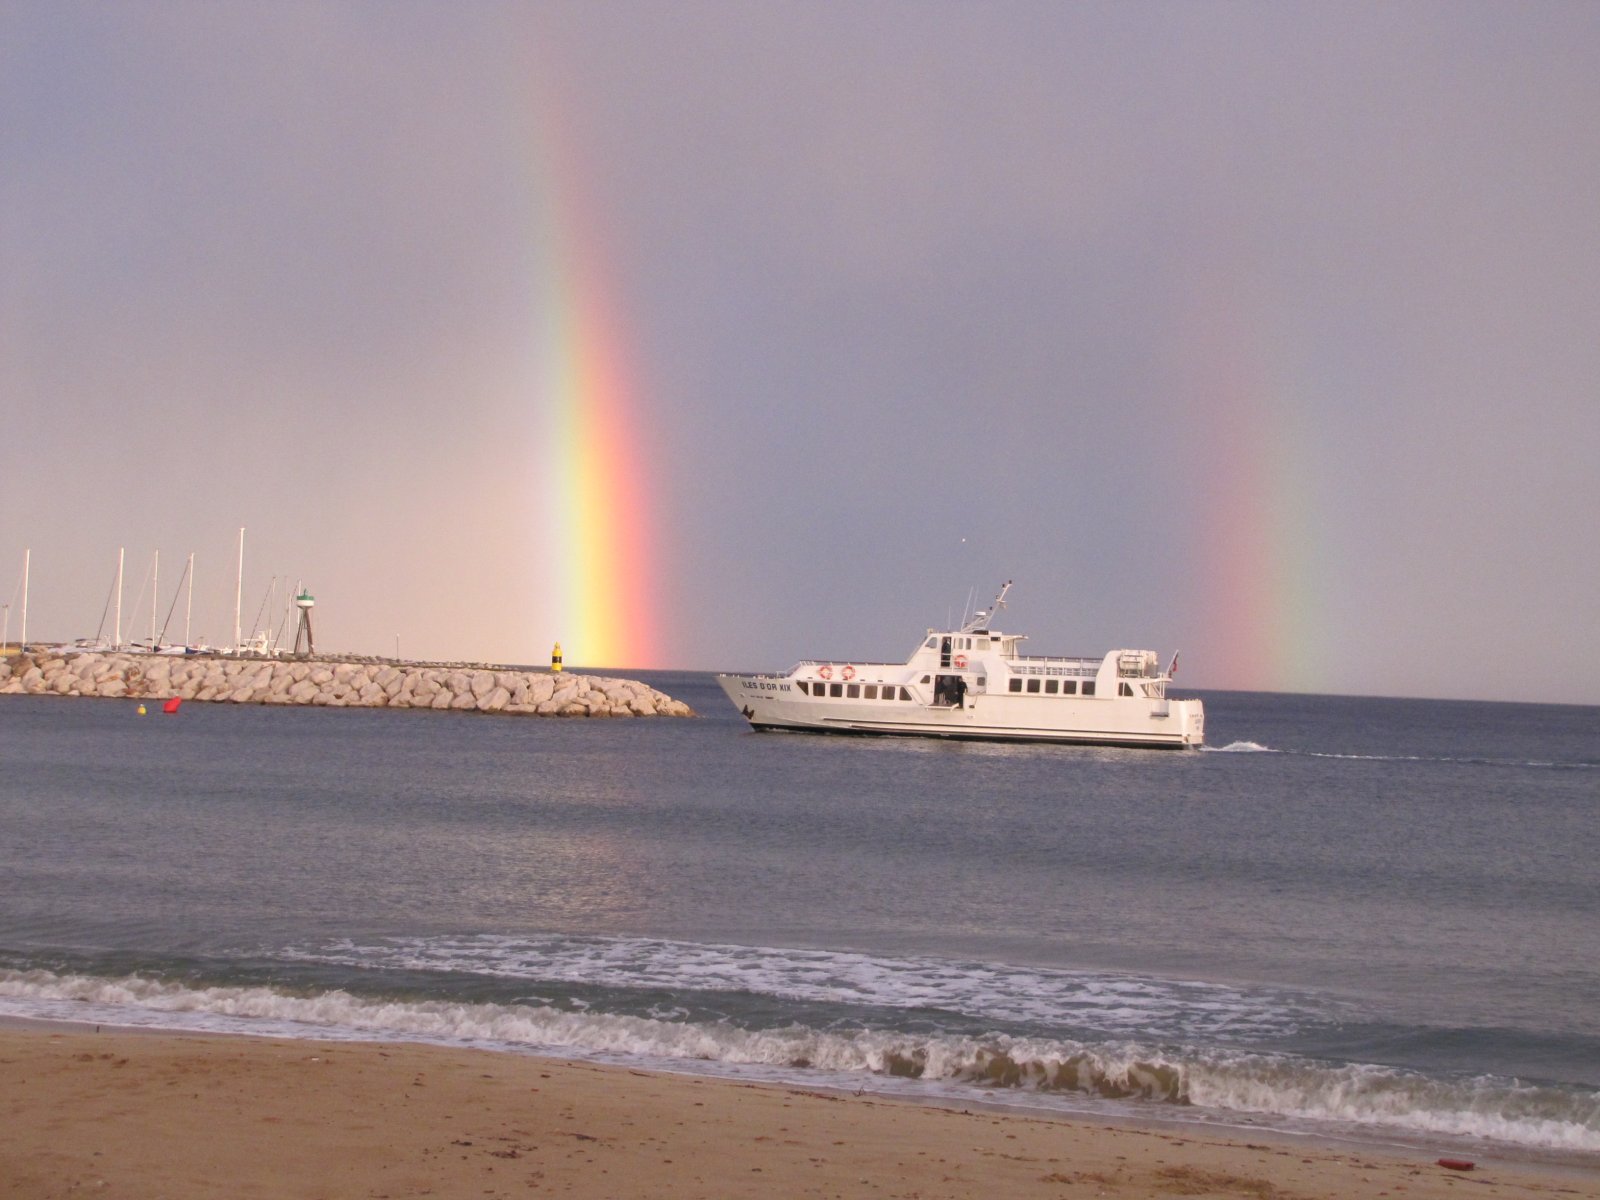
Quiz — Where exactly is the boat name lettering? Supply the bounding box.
[742,680,791,692]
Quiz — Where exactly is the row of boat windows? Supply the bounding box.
[924,636,990,651]
[1009,677,1104,696]
[799,681,914,700]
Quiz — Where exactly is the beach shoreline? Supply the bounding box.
[3,1024,1593,1199]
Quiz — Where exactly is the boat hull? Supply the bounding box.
[716,674,1203,749]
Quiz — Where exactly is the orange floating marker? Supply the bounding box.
[163,697,183,715]
[1437,1159,1475,1171]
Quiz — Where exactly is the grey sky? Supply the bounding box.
[4,2,1598,703]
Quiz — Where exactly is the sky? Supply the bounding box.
[3,1,1598,704]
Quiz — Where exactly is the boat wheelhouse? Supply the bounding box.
[716,582,1203,749]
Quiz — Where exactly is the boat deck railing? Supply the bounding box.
[792,659,906,671]
[1010,653,1105,668]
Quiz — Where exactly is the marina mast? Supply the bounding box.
[234,527,244,653]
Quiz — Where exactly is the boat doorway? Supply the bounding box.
[933,674,967,708]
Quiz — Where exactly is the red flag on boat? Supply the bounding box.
[163,697,182,714]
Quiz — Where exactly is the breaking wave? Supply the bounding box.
[277,933,1318,1041]
[2,967,1596,1152]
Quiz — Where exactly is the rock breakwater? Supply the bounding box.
[0,651,693,718]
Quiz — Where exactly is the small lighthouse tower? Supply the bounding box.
[292,585,315,658]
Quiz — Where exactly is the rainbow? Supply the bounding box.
[1179,268,1331,694]
[529,110,657,670]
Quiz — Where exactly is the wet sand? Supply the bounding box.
[2,1027,1593,1199]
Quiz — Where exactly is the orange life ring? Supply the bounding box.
[818,665,832,680]
[953,654,968,669]
[842,665,857,681]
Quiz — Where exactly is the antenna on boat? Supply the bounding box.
[961,580,1011,633]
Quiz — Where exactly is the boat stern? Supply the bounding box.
[1171,697,1205,747]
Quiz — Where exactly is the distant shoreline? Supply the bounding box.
[0,648,693,718]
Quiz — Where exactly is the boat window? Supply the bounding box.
[1026,678,1041,693]
[1120,682,1133,697]
[830,683,843,698]
[896,687,910,701]
[863,684,878,699]
[1062,680,1077,695]
[1008,678,1022,693]
[977,638,990,650]
[1045,679,1059,694]
[1082,681,1096,696]
[847,684,860,698]
[920,674,930,684]
[924,637,937,649]
[797,681,810,695]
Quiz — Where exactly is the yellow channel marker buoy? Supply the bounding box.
[551,641,563,673]
[136,704,147,715]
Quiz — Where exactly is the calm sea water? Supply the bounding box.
[1,677,1596,1159]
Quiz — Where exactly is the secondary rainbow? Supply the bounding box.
[1179,266,1331,694]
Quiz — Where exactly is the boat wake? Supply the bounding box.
[1203,741,1592,770]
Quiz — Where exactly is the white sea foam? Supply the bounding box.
[278,933,1319,1040]
[1204,741,1277,753]
[2,967,1596,1152]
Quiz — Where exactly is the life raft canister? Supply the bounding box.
[818,665,833,680]
[842,665,857,681]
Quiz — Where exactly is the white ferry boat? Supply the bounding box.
[716,583,1204,749]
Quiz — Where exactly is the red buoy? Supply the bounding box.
[163,697,182,715]
[1437,1158,1475,1171]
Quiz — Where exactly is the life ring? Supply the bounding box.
[842,665,857,681]
[953,654,968,669]
[818,665,832,680]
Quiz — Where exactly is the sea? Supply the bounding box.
[1,677,1596,1164]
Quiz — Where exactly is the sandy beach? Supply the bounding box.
[2,1027,1593,1200]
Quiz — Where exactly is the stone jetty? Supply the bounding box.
[0,651,693,718]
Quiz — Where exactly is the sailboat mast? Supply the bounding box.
[185,553,194,647]
[19,547,28,648]
[234,527,244,652]
[115,547,124,649]
[151,551,159,649]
